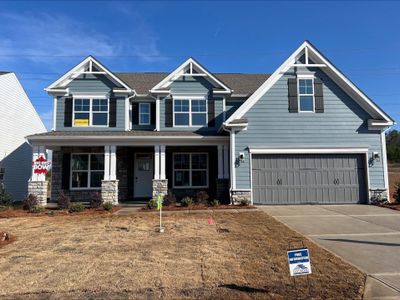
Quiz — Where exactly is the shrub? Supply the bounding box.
[210,199,220,207]
[57,191,71,210]
[0,184,12,206]
[69,202,85,213]
[90,192,103,208]
[30,204,46,213]
[147,199,157,209]
[240,198,251,206]
[23,194,38,211]
[103,202,113,211]
[163,189,176,206]
[195,191,209,204]
[394,182,400,203]
[181,196,193,207]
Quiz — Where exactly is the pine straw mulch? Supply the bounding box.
[0,206,120,218]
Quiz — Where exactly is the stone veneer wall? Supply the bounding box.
[231,190,251,205]
[152,179,168,200]
[28,181,48,205]
[101,180,119,204]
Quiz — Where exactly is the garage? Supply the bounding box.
[252,153,367,204]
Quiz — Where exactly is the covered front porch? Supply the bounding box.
[27,132,230,205]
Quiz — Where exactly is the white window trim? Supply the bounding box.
[173,96,208,127]
[139,103,151,125]
[70,153,103,190]
[72,95,109,127]
[297,76,315,113]
[173,152,209,189]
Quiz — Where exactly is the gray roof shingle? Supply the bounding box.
[115,72,270,96]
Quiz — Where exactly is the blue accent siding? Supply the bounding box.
[226,99,245,119]
[159,76,224,132]
[55,74,126,131]
[234,68,385,190]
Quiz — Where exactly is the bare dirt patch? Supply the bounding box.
[0,211,365,299]
[0,232,15,249]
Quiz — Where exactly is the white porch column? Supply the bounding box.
[218,145,224,179]
[102,145,118,205]
[160,145,166,180]
[154,145,160,179]
[223,145,229,179]
[109,145,117,180]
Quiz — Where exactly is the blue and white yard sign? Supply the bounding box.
[287,248,312,276]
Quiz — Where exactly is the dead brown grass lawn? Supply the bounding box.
[0,211,365,299]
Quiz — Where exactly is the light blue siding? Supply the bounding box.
[55,74,125,131]
[159,76,224,132]
[235,67,385,191]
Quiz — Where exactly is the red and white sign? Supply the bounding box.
[33,156,51,174]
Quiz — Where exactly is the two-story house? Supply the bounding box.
[26,41,394,206]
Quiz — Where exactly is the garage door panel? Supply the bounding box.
[252,154,367,204]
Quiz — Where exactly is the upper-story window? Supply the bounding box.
[173,97,207,127]
[73,97,109,127]
[0,168,5,181]
[139,103,151,125]
[298,78,314,112]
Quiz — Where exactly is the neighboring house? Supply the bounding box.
[26,41,394,206]
[0,72,46,201]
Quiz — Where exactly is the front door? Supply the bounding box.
[134,153,153,198]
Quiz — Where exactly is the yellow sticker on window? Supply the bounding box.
[74,119,89,126]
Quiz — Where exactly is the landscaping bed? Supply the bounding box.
[0,211,365,299]
[142,204,256,211]
[0,205,120,218]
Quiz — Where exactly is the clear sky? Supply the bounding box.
[0,1,398,129]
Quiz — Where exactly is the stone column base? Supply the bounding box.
[101,180,119,205]
[28,181,48,206]
[369,189,389,203]
[231,190,252,205]
[152,179,168,200]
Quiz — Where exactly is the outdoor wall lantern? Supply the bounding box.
[372,152,380,163]
[239,152,245,162]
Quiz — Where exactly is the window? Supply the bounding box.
[71,154,104,189]
[173,98,207,126]
[0,168,5,181]
[73,97,108,126]
[173,153,208,188]
[298,78,314,112]
[139,103,151,125]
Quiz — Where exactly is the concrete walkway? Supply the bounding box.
[259,205,400,300]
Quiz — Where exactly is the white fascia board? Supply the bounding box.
[368,119,393,130]
[226,41,394,125]
[151,57,232,93]
[149,90,170,94]
[46,56,133,93]
[45,88,70,96]
[249,148,369,154]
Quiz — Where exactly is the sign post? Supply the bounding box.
[157,194,164,233]
[287,240,312,297]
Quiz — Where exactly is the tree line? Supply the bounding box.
[387,129,400,163]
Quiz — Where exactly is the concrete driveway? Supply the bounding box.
[259,205,400,299]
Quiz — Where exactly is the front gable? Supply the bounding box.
[226,41,394,129]
[150,58,232,94]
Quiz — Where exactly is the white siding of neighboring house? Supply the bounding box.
[0,73,47,201]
